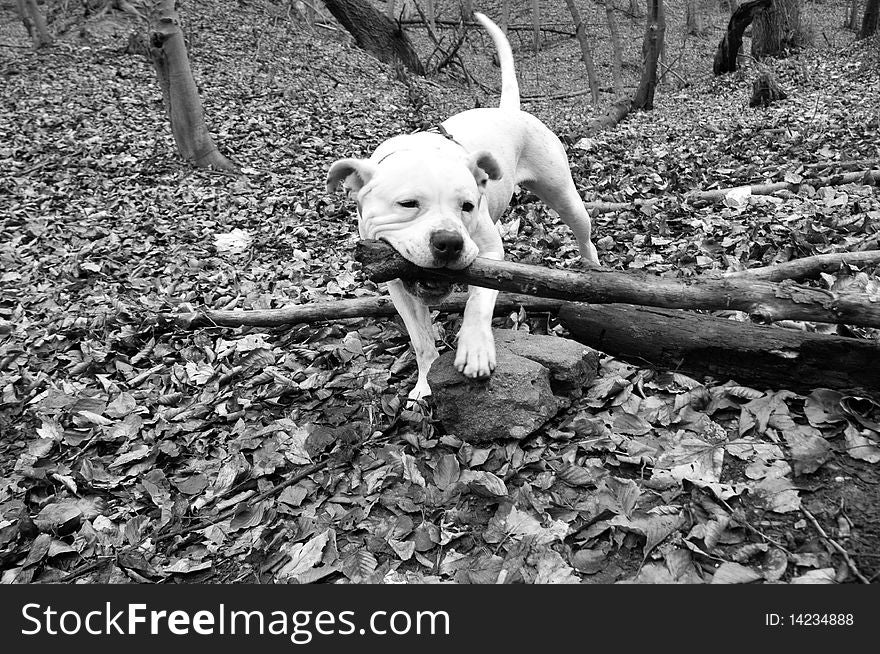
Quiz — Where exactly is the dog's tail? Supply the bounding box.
[474,12,520,112]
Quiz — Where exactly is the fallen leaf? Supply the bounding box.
[711,561,762,584]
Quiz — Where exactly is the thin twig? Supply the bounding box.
[717,497,791,553]
[801,507,870,584]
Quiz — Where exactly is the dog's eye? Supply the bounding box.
[462,202,475,213]
[398,200,419,209]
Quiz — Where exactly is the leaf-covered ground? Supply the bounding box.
[1,0,879,584]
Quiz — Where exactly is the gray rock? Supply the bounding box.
[427,348,558,443]
[495,329,599,395]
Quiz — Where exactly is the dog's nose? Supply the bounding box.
[429,230,464,264]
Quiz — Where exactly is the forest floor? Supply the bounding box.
[1,0,879,584]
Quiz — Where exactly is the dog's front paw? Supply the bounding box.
[454,327,496,379]
[407,380,432,401]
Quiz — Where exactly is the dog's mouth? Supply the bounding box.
[403,277,454,304]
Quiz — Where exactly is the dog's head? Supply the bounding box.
[327,148,501,285]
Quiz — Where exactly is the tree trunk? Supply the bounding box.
[355,240,880,329]
[386,0,395,18]
[749,71,787,106]
[531,0,542,51]
[426,0,436,31]
[686,0,707,35]
[324,0,424,74]
[860,0,879,38]
[603,3,625,96]
[713,0,772,74]
[752,0,803,58]
[21,0,53,47]
[631,0,665,111]
[848,0,860,30]
[15,0,34,39]
[558,303,880,398]
[149,1,236,171]
[564,0,600,105]
[501,0,510,33]
[461,0,473,19]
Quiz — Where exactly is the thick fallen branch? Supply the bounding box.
[355,240,880,328]
[584,95,632,136]
[163,293,564,329]
[726,251,880,282]
[558,303,880,398]
[691,169,880,203]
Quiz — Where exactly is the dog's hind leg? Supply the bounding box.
[519,125,600,265]
[386,279,439,400]
[531,177,600,266]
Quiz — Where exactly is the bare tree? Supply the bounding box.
[531,0,542,51]
[848,0,861,30]
[686,0,707,35]
[426,0,436,31]
[752,0,804,58]
[714,0,772,74]
[632,0,665,110]
[564,0,600,105]
[861,0,879,38]
[149,0,236,171]
[604,1,625,96]
[17,0,53,48]
[324,0,424,74]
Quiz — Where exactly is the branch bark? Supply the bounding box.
[726,251,880,282]
[356,240,880,328]
[163,293,565,329]
[584,96,633,135]
[558,303,880,398]
[690,169,880,203]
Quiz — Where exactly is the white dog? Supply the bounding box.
[328,12,599,399]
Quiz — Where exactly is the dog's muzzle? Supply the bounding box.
[429,229,464,265]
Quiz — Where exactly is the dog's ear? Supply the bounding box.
[467,150,503,187]
[327,159,376,193]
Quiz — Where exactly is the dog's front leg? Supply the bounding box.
[386,279,438,400]
[454,220,503,379]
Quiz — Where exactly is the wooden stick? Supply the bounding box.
[801,507,870,584]
[355,240,880,328]
[690,170,880,203]
[727,251,880,282]
[163,293,565,329]
[558,302,880,397]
